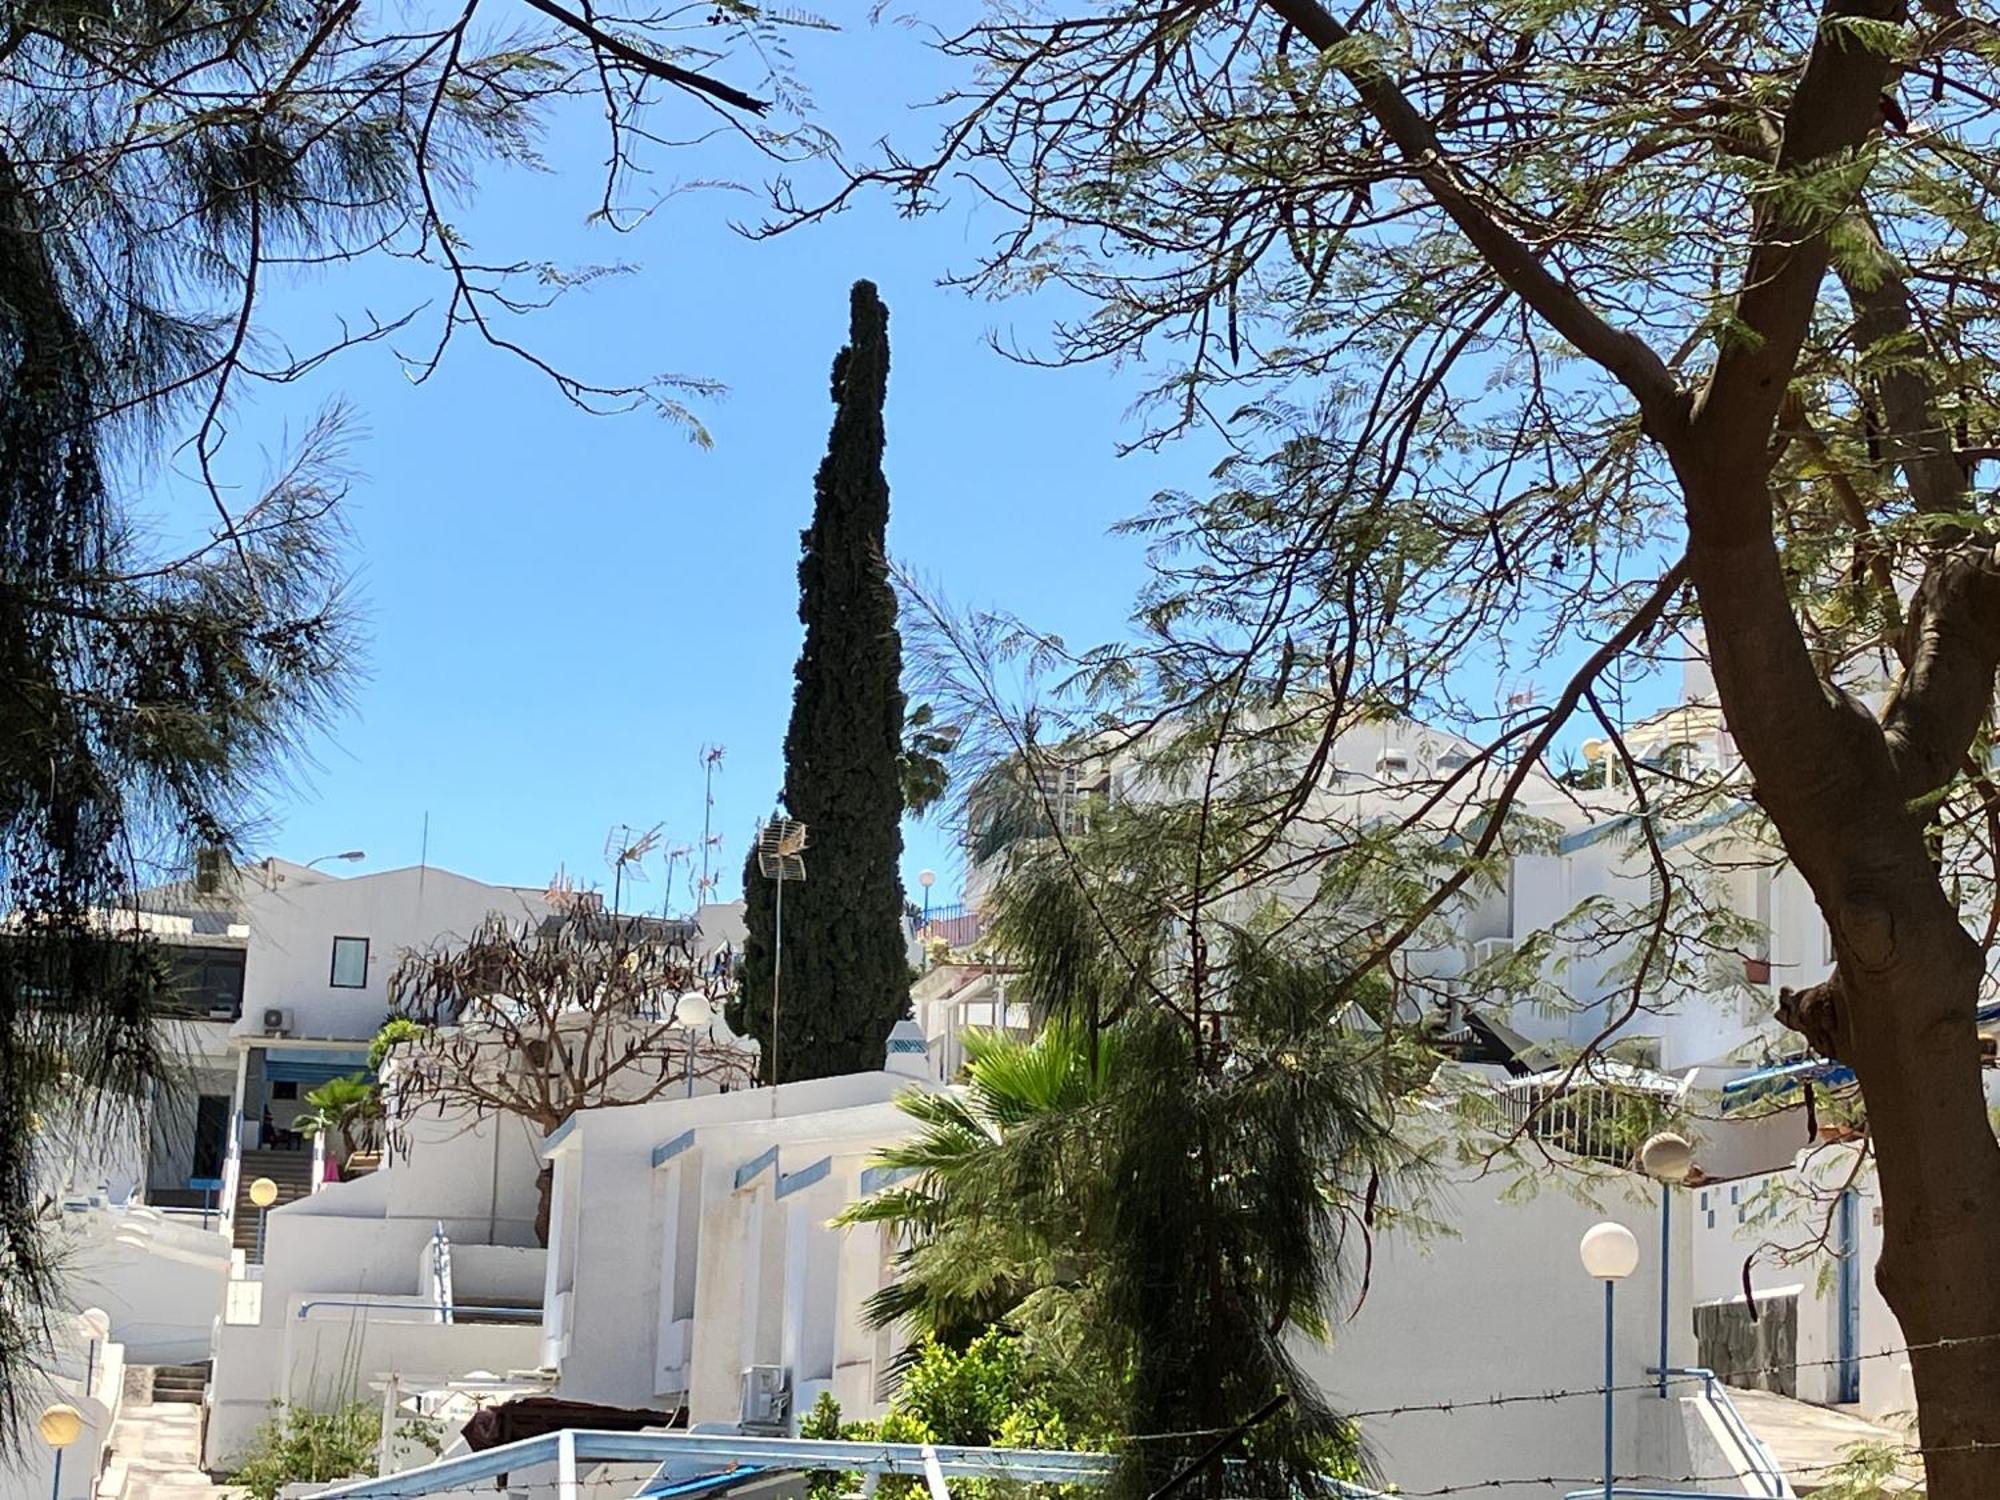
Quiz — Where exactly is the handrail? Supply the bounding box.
[295,1298,541,1322]
[220,1135,242,1235]
[430,1222,455,1325]
[1649,1366,1791,1499]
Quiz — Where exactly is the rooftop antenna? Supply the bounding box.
[754,815,808,1095]
[698,746,725,905]
[605,823,662,916]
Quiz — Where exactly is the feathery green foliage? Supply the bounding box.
[740,281,911,1081]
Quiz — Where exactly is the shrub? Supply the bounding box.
[231,1402,381,1500]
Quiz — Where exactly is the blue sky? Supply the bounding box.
[144,8,1196,910]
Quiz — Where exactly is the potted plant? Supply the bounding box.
[297,1074,382,1171]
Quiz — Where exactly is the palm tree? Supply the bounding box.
[297,1075,380,1161]
[840,1023,1118,1346]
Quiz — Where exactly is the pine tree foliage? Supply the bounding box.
[0,0,820,1440]
[740,282,911,1082]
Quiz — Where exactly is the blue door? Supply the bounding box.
[1836,1189,1862,1403]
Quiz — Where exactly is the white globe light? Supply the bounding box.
[39,1403,84,1448]
[1639,1131,1696,1184]
[248,1176,280,1209]
[1579,1221,1641,1281]
[918,870,936,889]
[673,991,713,1030]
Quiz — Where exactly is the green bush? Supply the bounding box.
[369,1017,430,1073]
[231,1401,381,1500]
[798,1333,1088,1500]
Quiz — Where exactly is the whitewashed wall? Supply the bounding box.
[236,866,551,1042]
[1295,1127,1699,1500]
[542,1073,940,1424]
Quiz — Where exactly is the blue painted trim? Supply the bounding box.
[652,1129,697,1169]
[733,1144,779,1191]
[858,1165,917,1196]
[1657,801,1749,851]
[542,1115,580,1151]
[886,1037,926,1053]
[776,1156,832,1200]
[1557,816,1636,855]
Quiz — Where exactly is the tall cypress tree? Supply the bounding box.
[739,281,910,1082]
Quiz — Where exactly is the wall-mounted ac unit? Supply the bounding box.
[739,1365,790,1432]
[262,1007,294,1037]
[1470,937,1515,966]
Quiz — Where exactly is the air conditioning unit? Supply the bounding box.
[739,1365,790,1432]
[262,1007,294,1037]
[1471,937,1515,966]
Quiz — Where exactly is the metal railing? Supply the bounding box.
[1649,1366,1792,1499]
[430,1222,455,1325]
[219,1134,242,1238]
[912,904,985,949]
[294,1298,541,1323]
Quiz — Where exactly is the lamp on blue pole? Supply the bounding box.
[1640,1131,1695,1397]
[248,1175,279,1263]
[1580,1221,1640,1500]
[39,1402,83,1500]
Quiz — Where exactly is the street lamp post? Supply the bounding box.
[1579,1221,1640,1500]
[249,1175,279,1263]
[306,850,366,870]
[674,991,714,1098]
[39,1402,82,1500]
[1639,1131,1696,1397]
[918,869,935,924]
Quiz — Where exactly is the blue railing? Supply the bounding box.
[1648,1366,1791,1498]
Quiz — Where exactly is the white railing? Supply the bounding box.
[430,1222,456,1325]
[219,1134,243,1237]
[312,1133,329,1193]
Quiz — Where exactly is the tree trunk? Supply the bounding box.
[1841,932,2000,1496]
[1686,513,2000,1496]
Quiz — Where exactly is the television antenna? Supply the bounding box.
[605,823,662,915]
[754,816,808,1090]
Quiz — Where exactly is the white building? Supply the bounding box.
[524,1045,1794,1499]
[202,930,759,1474]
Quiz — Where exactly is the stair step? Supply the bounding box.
[150,1363,210,1404]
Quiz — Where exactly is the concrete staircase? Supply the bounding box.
[231,1149,314,1261]
[148,1363,210,1405]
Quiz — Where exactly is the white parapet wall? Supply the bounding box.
[54,1202,230,1365]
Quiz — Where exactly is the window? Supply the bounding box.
[271,1081,299,1101]
[330,935,370,988]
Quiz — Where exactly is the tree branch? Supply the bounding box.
[1691,0,1906,485]
[1257,0,1685,436]
[514,0,769,114]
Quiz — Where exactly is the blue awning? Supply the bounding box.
[1723,1002,2000,1112]
[1720,1058,1856,1111]
[636,1466,769,1499]
[265,1047,372,1087]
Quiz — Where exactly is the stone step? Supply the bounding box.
[149,1363,210,1404]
